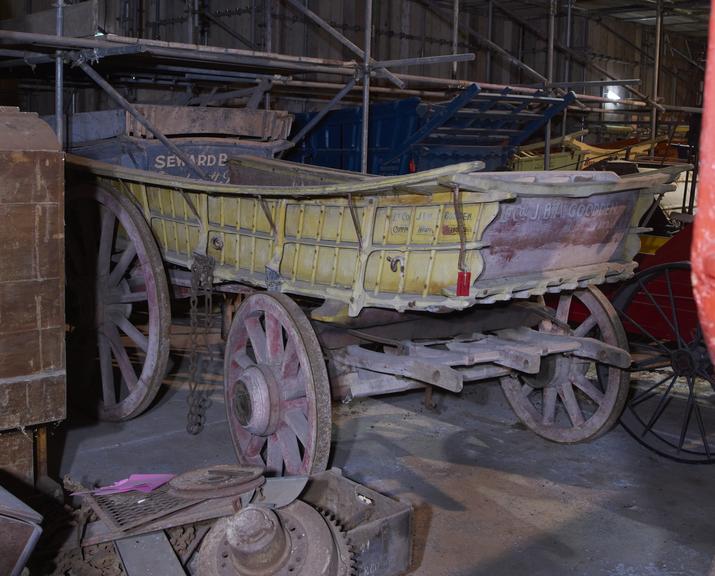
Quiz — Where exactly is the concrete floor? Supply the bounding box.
[57,333,715,576]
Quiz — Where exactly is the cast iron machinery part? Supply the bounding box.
[501,287,630,443]
[613,262,715,463]
[66,181,171,421]
[196,501,354,576]
[224,292,332,476]
[168,465,266,499]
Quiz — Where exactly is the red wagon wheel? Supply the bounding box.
[66,182,171,421]
[501,287,630,443]
[614,262,715,463]
[224,293,331,476]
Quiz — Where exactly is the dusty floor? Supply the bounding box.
[55,330,715,576]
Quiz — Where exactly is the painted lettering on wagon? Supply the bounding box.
[501,200,620,223]
[154,152,229,169]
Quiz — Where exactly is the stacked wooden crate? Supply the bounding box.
[0,107,65,490]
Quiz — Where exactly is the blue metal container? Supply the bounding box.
[287,85,574,175]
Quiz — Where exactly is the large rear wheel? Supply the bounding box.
[66,182,171,421]
[614,262,715,463]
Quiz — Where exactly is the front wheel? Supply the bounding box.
[224,292,331,476]
[501,287,630,443]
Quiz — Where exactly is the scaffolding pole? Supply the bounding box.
[561,0,573,141]
[55,0,63,148]
[452,0,459,79]
[544,0,556,170]
[361,0,373,174]
[651,0,664,155]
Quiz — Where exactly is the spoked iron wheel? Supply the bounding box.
[224,293,331,476]
[501,287,630,443]
[613,262,715,463]
[66,183,171,421]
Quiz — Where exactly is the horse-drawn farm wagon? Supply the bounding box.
[65,152,676,476]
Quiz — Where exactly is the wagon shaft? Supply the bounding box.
[329,325,630,399]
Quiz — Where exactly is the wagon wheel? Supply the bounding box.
[224,292,331,476]
[501,287,630,443]
[66,182,171,421]
[613,262,715,463]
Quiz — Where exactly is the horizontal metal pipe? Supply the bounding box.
[374,53,475,69]
[0,29,667,110]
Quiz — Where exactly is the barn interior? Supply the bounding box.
[0,1,714,575]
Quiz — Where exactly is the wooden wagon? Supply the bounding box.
[65,153,676,476]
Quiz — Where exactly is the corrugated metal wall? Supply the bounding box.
[1,0,704,113]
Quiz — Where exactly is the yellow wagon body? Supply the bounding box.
[67,154,675,318]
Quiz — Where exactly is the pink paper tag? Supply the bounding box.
[72,474,175,496]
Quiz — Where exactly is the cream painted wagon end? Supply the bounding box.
[65,153,676,475]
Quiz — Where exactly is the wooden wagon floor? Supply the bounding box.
[55,316,715,576]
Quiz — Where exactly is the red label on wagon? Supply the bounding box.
[456,271,471,296]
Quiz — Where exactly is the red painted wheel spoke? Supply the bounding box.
[233,428,265,466]
[283,397,309,412]
[571,372,605,405]
[558,382,585,427]
[115,315,149,353]
[98,334,116,407]
[105,323,139,392]
[282,376,307,401]
[265,313,284,363]
[280,338,299,378]
[245,316,268,363]
[266,435,283,474]
[109,244,137,287]
[276,425,302,474]
[245,435,267,458]
[97,207,116,276]
[283,408,309,446]
[231,349,255,369]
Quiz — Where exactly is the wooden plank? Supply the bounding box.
[128,105,292,141]
[333,346,464,392]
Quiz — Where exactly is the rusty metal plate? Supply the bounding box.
[168,464,265,499]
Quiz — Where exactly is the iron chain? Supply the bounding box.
[187,252,216,435]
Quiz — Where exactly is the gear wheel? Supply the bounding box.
[318,508,357,576]
[197,501,355,576]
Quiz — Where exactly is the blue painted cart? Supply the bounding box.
[287,84,574,175]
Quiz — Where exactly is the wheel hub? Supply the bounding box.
[233,364,281,437]
[670,349,696,377]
